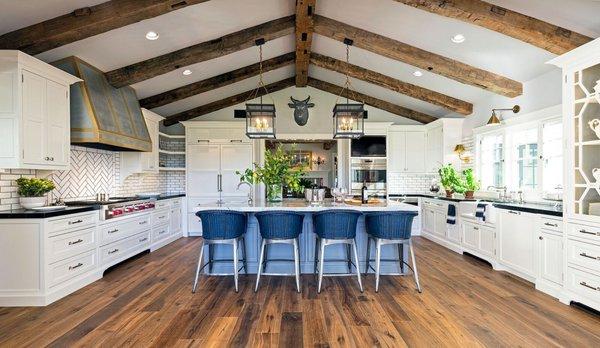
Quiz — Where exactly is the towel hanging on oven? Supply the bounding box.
[446,204,456,225]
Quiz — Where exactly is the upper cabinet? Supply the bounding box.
[0,51,80,170]
[388,130,425,173]
[119,109,163,180]
[425,119,464,173]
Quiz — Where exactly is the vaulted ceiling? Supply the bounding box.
[1,0,599,125]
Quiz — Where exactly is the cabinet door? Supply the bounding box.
[463,222,479,250]
[22,70,46,165]
[422,208,434,233]
[170,207,182,234]
[539,231,563,285]
[499,211,536,277]
[405,132,425,172]
[220,144,252,196]
[479,226,495,257]
[45,79,69,166]
[187,144,220,197]
[426,126,443,173]
[433,209,447,238]
[387,131,406,172]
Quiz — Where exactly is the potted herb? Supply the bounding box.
[461,168,480,199]
[16,177,55,209]
[438,164,462,198]
[237,146,306,202]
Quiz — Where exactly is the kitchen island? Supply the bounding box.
[193,199,419,274]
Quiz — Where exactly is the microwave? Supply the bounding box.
[351,136,386,157]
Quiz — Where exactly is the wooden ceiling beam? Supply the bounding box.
[307,78,437,124]
[0,0,211,55]
[310,52,472,115]
[313,15,522,98]
[163,77,295,126]
[294,0,317,87]
[106,15,295,88]
[393,0,592,55]
[140,52,295,109]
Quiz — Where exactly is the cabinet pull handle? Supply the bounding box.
[538,236,543,240]
[139,221,147,225]
[108,228,119,234]
[578,229,598,236]
[579,281,599,291]
[108,248,119,254]
[197,139,209,143]
[68,219,83,225]
[45,157,50,161]
[69,262,83,270]
[544,222,558,227]
[508,211,520,215]
[139,237,148,242]
[230,139,243,143]
[68,239,83,245]
[473,227,479,230]
[579,252,599,261]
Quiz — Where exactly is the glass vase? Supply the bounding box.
[266,183,283,202]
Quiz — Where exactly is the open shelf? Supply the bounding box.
[159,150,185,155]
[159,132,185,139]
[159,167,186,171]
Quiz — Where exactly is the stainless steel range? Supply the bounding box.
[66,197,156,220]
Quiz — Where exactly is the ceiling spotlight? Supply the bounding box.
[182,69,192,76]
[451,34,466,43]
[413,70,423,77]
[145,31,159,40]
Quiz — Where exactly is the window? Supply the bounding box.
[542,121,563,192]
[479,134,504,189]
[512,128,538,190]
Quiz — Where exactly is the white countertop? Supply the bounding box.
[194,198,420,213]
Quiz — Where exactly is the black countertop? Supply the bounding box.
[389,193,479,203]
[0,205,100,219]
[156,193,186,200]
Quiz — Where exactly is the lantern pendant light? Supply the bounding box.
[332,38,366,139]
[244,39,276,139]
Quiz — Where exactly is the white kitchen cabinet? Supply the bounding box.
[0,51,79,169]
[422,207,434,233]
[539,231,563,285]
[119,108,163,179]
[387,131,425,173]
[426,126,443,173]
[425,119,464,173]
[433,210,447,238]
[497,210,537,279]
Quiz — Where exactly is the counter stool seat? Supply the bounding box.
[313,209,363,293]
[254,211,304,293]
[193,210,248,293]
[364,211,421,293]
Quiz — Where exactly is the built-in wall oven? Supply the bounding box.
[350,158,387,197]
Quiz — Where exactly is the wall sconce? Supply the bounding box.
[487,105,520,126]
[454,144,471,164]
[312,156,326,167]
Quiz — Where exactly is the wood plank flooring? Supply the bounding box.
[0,236,599,347]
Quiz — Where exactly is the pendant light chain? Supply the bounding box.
[246,43,274,104]
[336,43,359,105]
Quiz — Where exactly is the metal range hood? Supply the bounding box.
[52,56,151,152]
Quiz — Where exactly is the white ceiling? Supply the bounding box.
[1,0,599,122]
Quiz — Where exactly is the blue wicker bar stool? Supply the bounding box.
[193,210,248,293]
[313,209,363,293]
[364,211,421,293]
[254,211,304,293]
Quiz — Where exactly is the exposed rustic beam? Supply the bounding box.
[163,77,295,126]
[106,15,295,88]
[140,52,295,109]
[295,0,317,86]
[313,15,522,98]
[393,0,592,55]
[307,78,436,124]
[0,0,211,55]
[310,52,472,115]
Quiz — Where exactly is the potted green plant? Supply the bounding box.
[237,146,306,202]
[16,177,55,209]
[461,168,480,199]
[438,164,462,198]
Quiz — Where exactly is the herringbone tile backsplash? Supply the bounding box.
[0,146,185,210]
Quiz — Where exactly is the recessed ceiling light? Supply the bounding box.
[451,34,466,43]
[182,69,192,76]
[145,31,159,40]
[413,70,423,77]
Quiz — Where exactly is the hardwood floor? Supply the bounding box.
[0,237,598,347]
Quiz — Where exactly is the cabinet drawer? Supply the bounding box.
[48,250,96,287]
[568,222,600,243]
[155,200,170,210]
[47,227,96,263]
[567,239,600,273]
[99,215,150,245]
[566,267,600,300]
[152,209,170,225]
[171,199,182,208]
[539,217,563,233]
[152,224,170,242]
[99,230,150,265]
[47,212,97,235]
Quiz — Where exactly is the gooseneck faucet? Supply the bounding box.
[237,181,254,205]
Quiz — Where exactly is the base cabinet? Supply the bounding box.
[539,231,564,285]
[498,210,537,280]
[461,220,495,260]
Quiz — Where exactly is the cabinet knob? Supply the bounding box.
[538,236,543,240]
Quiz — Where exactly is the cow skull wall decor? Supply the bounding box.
[288,96,315,126]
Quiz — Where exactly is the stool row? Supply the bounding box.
[192,209,421,294]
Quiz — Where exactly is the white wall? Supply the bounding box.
[456,68,563,137]
[192,86,421,135]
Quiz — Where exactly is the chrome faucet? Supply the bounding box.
[236,181,254,205]
[487,186,508,201]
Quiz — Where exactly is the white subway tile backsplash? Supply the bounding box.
[388,172,437,195]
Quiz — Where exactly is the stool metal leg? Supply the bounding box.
[346,244,352,273]
[375,238,382,292]
[365,236,371,276]
[293,237,301,293]
[317,239,326,293]
[352,239,363,293]
[255,239,266,292]
[241,236,248,275]
[409,240,422,293]
[313,236,320,275]
[208,244,214,274]
[397,244,404,274]
[233,239,239,293]
[192,240,205,293]
[262,243,269,272]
